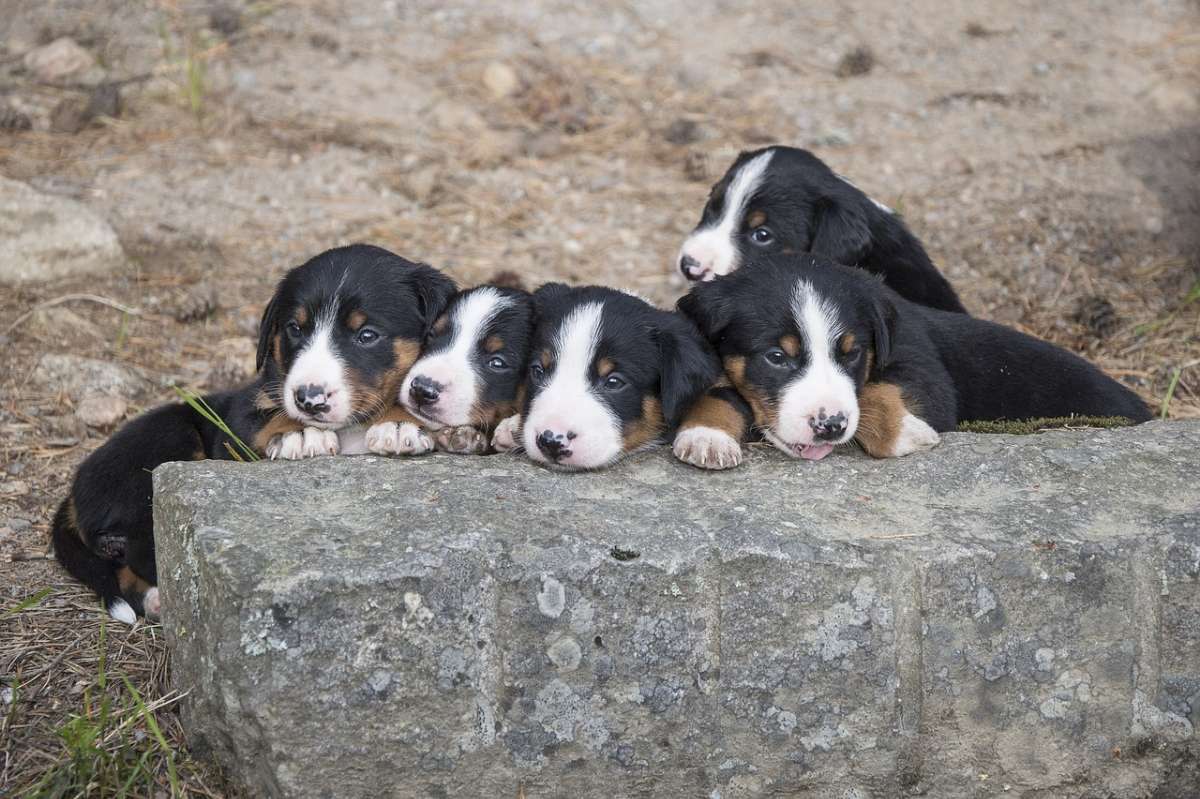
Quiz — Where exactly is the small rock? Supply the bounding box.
[30,306,104,340]
[836,46,875,78]
[1144,216,1164,235]
[467,129,524,167]
[482,61,520,99]
[75,395,127,428]
[0,177,127,285]
[522,131,563,159]
[396,164,443,206]
[86,83,121,119]
[6,462,26,476]
[309,32,339,52]
[0,481,30,497]
[663,118,701,146]
[0,105,32,132]
[4,517,32,533]
[33,354,150,400]
[683,150,709,182]
[171,283,220,323]
[208,4,242,37]
[49,97,92,134]
[23,37,97,83]
[431,101,486,134]
[206,337,257,388]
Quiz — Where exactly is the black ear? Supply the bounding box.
[255,279,284,372]
[656,314,723,430]
[810,196,872,266]
[531,282,572,319]
[676,281,733,343]
[869,290,897,371]
[411,264,457,330]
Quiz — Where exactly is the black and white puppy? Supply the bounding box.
[511,284,721,470]
[51,244,454,622]
[678,253,1151,465]
[676,145,967,313]
[382,284,534,455]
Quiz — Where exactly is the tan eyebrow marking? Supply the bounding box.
[779,335,801,357]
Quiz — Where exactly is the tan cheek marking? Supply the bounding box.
[621,396,665,452]
[347,310,367,331]
[357,337,425,419]
[855,381,919,458]
[596,357,615,377]
[484,335,504,354]
[840,333,856,355]
[252,414,306,453]
[779,335,801,358]
[254,390,277,411]
[724,355,775,429]
[65,497,86,545]
[433,315,450,336]
[679,392,748,441]
[272,333,283,367]
[745,209,767,229]
[294,307,309,326]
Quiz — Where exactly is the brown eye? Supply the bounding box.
[487,355,509,371]
[285,320,302,339]
[355,327,380,346]
[601,373,627,391]
[764,348,787,367]
[750,227,774,245]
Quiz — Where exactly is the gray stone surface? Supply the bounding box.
[0,177,127,285]
[154,421,1200,798]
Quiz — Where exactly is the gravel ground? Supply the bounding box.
[1,0,1197,794]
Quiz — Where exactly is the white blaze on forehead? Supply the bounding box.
[282,294,352,428]
[523,301,623,469]
[678,149,775,280]
[401,288,513,428]
[772,279,860,449]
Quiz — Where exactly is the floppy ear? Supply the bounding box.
[411,264,457,331]
[255,281,284,373]
[655,314,724,430]
[810,196,872,266]
[676,281,733,343]
[869,290,897,372]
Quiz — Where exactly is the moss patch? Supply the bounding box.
[955,416,1138,435]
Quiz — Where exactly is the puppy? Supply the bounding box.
[511,284,721,470]
[382,284,534,455]
[676,145,967,313]
[677,253,1150,465]
[51,244,454,622]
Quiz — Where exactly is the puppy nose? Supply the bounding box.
[810,410,848,442]
[679,254,704,280]
[293,384,331,415]
[409,376,440,405]
[536,429,572,460]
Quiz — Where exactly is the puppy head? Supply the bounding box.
[679,254,894,460]
[521,284,720,470]
[676,145,890,282]
[399,285,534,430]
[256,244,455,429]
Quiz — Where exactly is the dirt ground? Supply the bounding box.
[2,0,1198,794]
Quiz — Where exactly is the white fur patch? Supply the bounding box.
[770,280,859,454]
[890,414,941,457]
[491,414,522,452]
[109,598,136,625]
[143,587,161,619]
[302,427,340,457]
[365,421,433,456]
[673,426,743,470]
[282,301,352,428]
[522,302,622,469]
[266,431,304,460]
[677,150,774,281]
[267,428,337,460]
[402,288,512,428]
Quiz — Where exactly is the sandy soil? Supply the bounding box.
[1,0,1197,793]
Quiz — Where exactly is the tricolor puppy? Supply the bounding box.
[389,284,534,455]
[676,145,967,313]
[51,244,454,622]
[515,284,721,470]
[678,254,1151,465]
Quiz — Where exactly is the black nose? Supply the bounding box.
[811,411,848,442]
[410,376,441,406]
[293,383,330,415]
[536,429,571,460]
[680,254,702,279]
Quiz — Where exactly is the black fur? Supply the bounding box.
[53,244,455,620]
[682,145,967,313]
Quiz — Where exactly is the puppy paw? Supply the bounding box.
[435,425,490,455]
[491,415,522,452]
[365,421,434,456]
[673,426,744,470]
[142,587,162,620]
[891,414,941,457]
[302,427,340,458]
[266,431,303,460]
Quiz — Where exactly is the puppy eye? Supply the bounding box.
[842,344,863,361]
[529,363,546,382]
[285,320,302,339]
[764,348,788,367]
[355,327,381,346]
[750,226,774,246]
[601,373,627,391]
[487,355,509,371]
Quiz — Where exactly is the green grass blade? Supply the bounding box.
[1161,367,1182,421]
[6,586,51,614]
[172,385,261,461]
[121,676,179,796]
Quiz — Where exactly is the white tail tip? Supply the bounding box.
[108,598,136,625]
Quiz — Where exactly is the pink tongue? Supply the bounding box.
[800,443,834,461]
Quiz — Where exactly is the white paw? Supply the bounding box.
[301,427,340,458]
[108,598,136,625]
[143,587,161,620]
[365,421,434,456]
[435,425,489,455]
[891,414,941,457]
[673,426,744,470]
[266,431,304,460]
[491,415,522,452]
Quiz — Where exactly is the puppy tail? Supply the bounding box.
[50,498,139,624]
